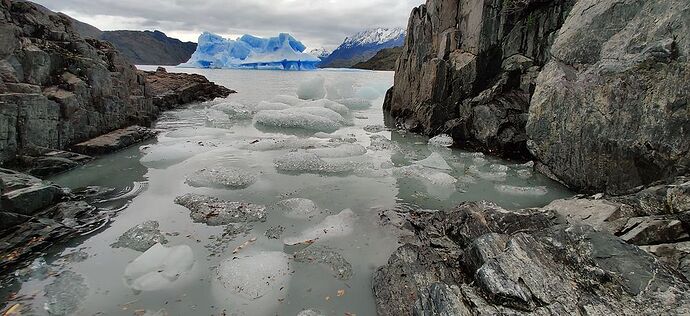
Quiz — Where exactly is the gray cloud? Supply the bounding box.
[32,0,423,49]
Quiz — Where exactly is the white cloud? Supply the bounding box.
[33,0,423,49]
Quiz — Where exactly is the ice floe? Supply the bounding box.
[185,166,257,189]
[306,143,367,158]
[275,198,319,219]
[274,152,355,174]
[297,77,326,100]
[415,152,452,171]
[123,243,194,291]
[283,209,356,245]
[428,134,454,147]
[111,221,167,252]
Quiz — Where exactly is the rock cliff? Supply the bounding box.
[526,0,690,194]
[385,0,575,159]
[0,1,231,165]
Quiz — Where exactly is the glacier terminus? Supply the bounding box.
[179,32,321,70]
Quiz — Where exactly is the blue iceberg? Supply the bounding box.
[179,32,321,70]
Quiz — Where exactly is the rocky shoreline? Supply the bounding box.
[0,0,232,273]
[377,0,690,314]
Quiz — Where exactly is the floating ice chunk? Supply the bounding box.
[274,152,354,174]
[363,125,386,133]
[490,164,509,172]
[203,109,231,126]
[495,185,548,196]
[355,86,381,100]
[467,165,507,181]
[165,127,229,139]
[306,144,367,158]
[301,99,350,116]
[254,109,341,133]
[473,157,488,166]
[294,245,353,280]
[428,134,454,147]
[297,77,326,100]
[396,165,458,186]
[44,271,88,316]
[326,79,355,100]
[368,135,397,151]
[141,142,216,169]
[211,102,254,119]
[123,243,194,292]
[516,169,533,179]
[214,252,291,314]
[415,152,452,170]
[241,137,323,151]
[271,95,303,106]
[275,198,319,219]
[283,209,356,245]
[255,101,291,111]
[185,166,257,189]
[335,98,372,110]
[175,194,266,225]
[355,114,369,119]
[298,310,325,316]
[111,221,167,252]
[293,107,348,125]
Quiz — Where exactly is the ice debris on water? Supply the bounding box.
[43,271,88,316]
[356,86,381,100]
[301,99,350,116]
[395,165,458,186]
[368,135,398,151]
[175,193,266,226]
[271,95,303,106]
[495,185,548,196]
[428,134,454,147]
[265,225,285,239]
[214,252,291,314]
[241,136,322,151]
[274,152,355,174]
[210,102,253,120]
[516,169,533,179]
[185,166,257,189]
[415,152,452,170]
[297,310,326,316]
[326,79,355,100]
[363,125,386,133]
[334,98,372,110]
[293,245,353,280]
[467,165,507,182]
[283,209,356,245]
[255,101,291,111]
[306,143,367,158]
[254,108,346,133]
[297,77,326,100]
[123,243,194,291]
[275,198,319,219]
[111,221,168,252]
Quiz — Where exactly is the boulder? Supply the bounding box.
[0,168,65,215]
[373,201,690,315]
[526,0,690,194]
[71,125,156,155]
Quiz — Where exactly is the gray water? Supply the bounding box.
[1,67,572,315]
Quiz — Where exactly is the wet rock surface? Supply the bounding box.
[294,245,353,280]
[385,0,576,158]
[373,201,690,315]
[174,193,266,226]
[72,126,157,156]
[111,220,168,252]
[143,67,235,110]
[527,0,690,194]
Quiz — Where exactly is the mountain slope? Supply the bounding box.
[352,47,402,71]
[100,30,197,65]
[319,27,405,68]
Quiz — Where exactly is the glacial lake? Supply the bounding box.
[1,67,572,315]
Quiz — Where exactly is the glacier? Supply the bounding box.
[179,32,320,70]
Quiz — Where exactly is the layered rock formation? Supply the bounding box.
[385,0,575,158]
[527,0,690,194]
[374,201,690,315]
[0,1,232,166]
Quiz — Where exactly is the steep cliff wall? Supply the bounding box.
[385,0,575,158]
[0,0,156,162]
[527,0,690,194]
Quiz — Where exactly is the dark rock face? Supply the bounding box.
[526,0,690,194]
[0,168,66,215]
[100,30,197,66]
[385,0,575,158]
[373,201,690,315]
[352,47,402,71]
[0,2,232,165]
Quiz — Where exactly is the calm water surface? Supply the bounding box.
[1,67,572,315]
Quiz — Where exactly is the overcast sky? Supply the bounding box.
[33,0,422,49]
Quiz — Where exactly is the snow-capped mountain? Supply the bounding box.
[341,27,405,48]
[308,48,331,60]
[319,27,406,68]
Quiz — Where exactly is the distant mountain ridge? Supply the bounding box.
[352,47,402,71]
[319,27,405,68]
[64,16,196,65]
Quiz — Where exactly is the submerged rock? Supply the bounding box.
[44,271,88,316]
[111,221,168,252]
[294,245,353,280]
[275,198,319,219]
[185,167,257,189]
[373,201,690,315]
[123,243,195,291]
[264,225,285,240]
[174,193,266,226]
